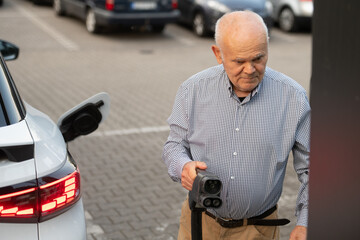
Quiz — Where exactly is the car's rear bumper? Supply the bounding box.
[38,199,87,240]
[95,9,181,26]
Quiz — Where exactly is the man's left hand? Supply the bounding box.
[289,226,307,240]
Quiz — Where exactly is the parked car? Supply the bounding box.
[31,0,53,5]
[53,0,181,33]
[0,39,110,240]
[177,0,274,37]
[270,0,313,32]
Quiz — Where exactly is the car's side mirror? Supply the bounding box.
[58,92,110,142]
[0,40,19,61]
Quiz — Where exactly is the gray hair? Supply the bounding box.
[214,11,269,46]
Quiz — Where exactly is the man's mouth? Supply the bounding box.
[241,76,258,80]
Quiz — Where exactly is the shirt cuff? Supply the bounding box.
[296,207,308,227]
[176,158,192,181]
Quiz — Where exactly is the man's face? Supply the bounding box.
[212,33,268,97]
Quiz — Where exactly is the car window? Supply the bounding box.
[0,102,7,127]
[0,58,26,126]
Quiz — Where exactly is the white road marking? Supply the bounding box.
[90,125,170,137]
[85,211,105,235]
[14,3,79,51]
[176,36,196,46]
[164,28,196,46]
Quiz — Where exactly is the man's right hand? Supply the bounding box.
[181,161,207,191]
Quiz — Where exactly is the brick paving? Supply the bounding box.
[1,0,311,239]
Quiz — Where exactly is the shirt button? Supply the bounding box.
[233,152,237,156]
[235,128,239,131]
[230,176,235,180]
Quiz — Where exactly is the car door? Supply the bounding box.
[64,0,87,19]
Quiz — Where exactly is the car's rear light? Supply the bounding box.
[0,155,81,223]
[105,0,114,10]
[39,169,80,221]
[172,0,178,9]
[0,185,38,222]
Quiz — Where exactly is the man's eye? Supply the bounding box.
[253,56,262,62]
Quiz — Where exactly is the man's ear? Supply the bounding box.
[211,45,223,64]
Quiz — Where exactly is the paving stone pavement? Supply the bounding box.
[2,0,311,239]
[69,132,187,240]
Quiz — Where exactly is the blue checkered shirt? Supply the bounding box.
[162,64,311,227]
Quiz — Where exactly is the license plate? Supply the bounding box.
[131,1,157,10]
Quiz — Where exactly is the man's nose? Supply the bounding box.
[243,62,256,74]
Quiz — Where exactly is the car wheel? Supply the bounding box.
[86,9,102,34]
[279,8,297,32]
[53,0,66,16]
[193,12,208,37]
[152,24,165,33]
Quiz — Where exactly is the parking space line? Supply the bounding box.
[164,29,196,46]
[14,3,79,51]
[85,211,105,239]
[90,125,170,137]
[175,36,196,47]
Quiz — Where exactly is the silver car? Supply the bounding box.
[270,0,313,32]
[0,40,110,239]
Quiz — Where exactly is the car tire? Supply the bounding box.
[193,12,208,37]
[152,24,165,33]
[86,9,102,34]
[279,7,298,32]
[53,0,66,16]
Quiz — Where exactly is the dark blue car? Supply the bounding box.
[177,0,274,37]
[53,0,180,33]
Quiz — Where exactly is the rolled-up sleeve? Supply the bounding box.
[162,85,192,182]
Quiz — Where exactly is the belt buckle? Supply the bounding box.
[215,216,231,223]
[216,216,244,228]
[216,217,231,228]
[217,216,249,228]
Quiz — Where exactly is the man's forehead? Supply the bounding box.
[220,26,268,49]
[225,39,268,55]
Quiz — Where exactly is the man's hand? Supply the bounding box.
[289,226,307,240]
[181,161,207,191]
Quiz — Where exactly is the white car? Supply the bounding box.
[270,0,313,32]
[0,40,110,240]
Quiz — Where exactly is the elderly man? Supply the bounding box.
[163,11,310,240]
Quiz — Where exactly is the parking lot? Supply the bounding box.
[0,0,312,239]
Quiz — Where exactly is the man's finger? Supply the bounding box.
[195,161,207,170]
[190,161,207,179]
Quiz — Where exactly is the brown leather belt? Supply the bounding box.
[205,206,290,228]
